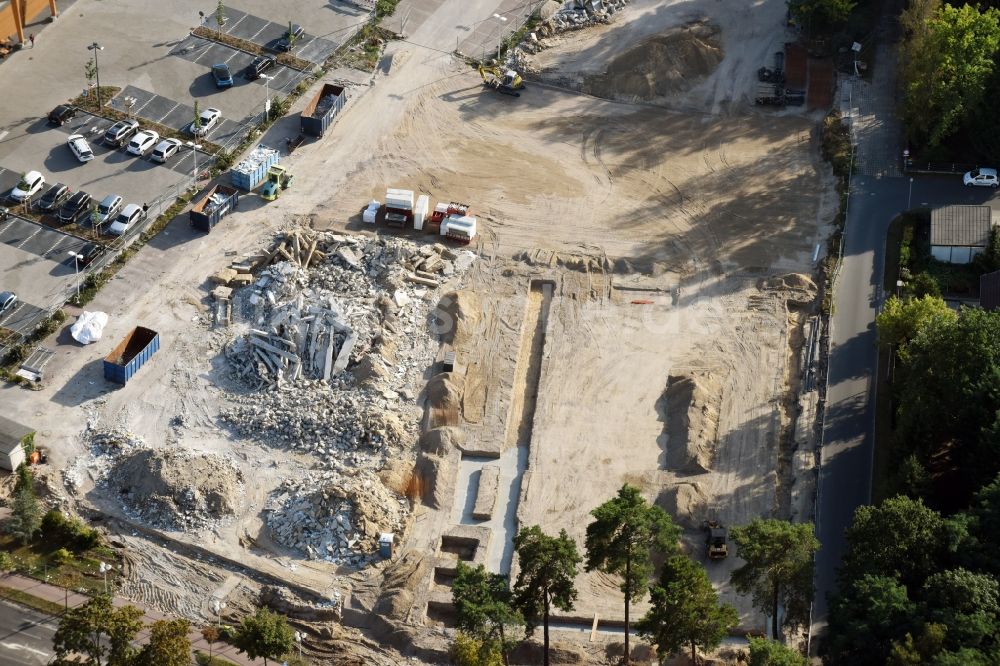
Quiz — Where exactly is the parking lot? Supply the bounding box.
[0,214,90,338]
[206,5,365,63]
[0,0,369,351]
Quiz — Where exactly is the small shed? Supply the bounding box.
[0,415,34,471]
[982,270,1000,311]
[931,205,992,264]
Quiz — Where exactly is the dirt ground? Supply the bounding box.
[2,0,835,661]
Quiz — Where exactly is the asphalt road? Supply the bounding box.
[814,173,1000,630]
[0,599,57,666]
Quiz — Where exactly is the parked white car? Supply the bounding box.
[67,134,95,163]
[127,130,160,157]
[963,167,999,188]
[151,138,183,163]
[107,203,146,236]
[190,108,221,136]
[8,170,45,202]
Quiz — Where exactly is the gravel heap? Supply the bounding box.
[104,448,245,530]
[267,470,407,566]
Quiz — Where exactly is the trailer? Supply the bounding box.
[189,185,240,232]
[231,144,280,191]
[301,83,346,138]
[103,326,160,384]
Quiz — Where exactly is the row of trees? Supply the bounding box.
[900,0,1000,157]
[824,300,1000,662]
[51,596,297,666]
[452,484,817,665]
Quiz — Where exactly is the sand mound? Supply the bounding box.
[107,449,244,530]
[762,273,819,305]
[663,372,722,474]
[414,453,456,510]
[436,290,481,348]
[427,372,465,427]
[418,427,467,456]
[583,21,722,102]
[657,482,709,529]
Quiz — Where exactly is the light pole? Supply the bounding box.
[492,13,507,63]
[98,561,113,595]
[87,43,104,111]
[261,74,273,123]
[907,176,914,210]
[211,599,226,626]
[294,631,303,659]
[68,251,83,300]
[185,142,202,191]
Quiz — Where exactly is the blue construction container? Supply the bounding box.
[103,326,160,384]
[230,145,280,191]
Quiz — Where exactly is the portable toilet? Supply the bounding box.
[379,532,394,559]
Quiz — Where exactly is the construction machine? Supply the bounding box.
[477,64,525,97]
[704,520,728,560]
[261,165,294,201]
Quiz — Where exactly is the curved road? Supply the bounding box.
[813,171,1000,636]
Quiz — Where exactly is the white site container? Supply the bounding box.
[442,214,477,241]
[385,187,414,211]
[413,194,429,231]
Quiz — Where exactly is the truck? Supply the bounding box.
[103,326,160,384]
[704,520,728,560]
[231,144,280,191]
[301,83,346,138]
[189,184,239,232]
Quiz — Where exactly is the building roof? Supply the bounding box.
[982,270,1000,311]
[0,415,34,453]
[931,205,992,247]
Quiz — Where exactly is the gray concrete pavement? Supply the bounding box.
[0,599,57,666]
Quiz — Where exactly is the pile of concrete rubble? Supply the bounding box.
[64,427,146,495]
[266,470,407,566]
[513,0,632,61]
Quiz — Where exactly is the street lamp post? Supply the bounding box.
[294,631,303,659]
[98,561,113,595]
[492,13,507,63]
[907,177,914,210]
[185,142,202,191]
[261,75,273,123]
[88,43,104,110]
[68,251,83,300]
[211,599,226,626]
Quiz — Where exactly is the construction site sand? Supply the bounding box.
[5,0,834,654]
[527,0,794,113]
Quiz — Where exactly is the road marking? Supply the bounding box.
[15,228,41,250]
[159,101,181,124]
[0,641,49,658]
[225,14,247,34]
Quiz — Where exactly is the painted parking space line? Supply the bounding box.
[224,14,248,35]
[158,102,181,125]
[15,228,41,250]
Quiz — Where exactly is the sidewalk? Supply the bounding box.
[0,573,266,665]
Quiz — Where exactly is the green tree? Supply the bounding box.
[215,0,226,36]
[451,632,503,666]
[194,100,201,133]
[887,623,947,666]
[787,0,856,35]
[585,484,679,664]
[84,56,97,87]
[729,519,818,639]
[900,3,1000,148]
[512,526,580,666]
[875,295,956,358]
[452,562,522,664]
[895,309,1000,496]
[51,595,144,666]
[135,618,191,666]
[824,575,916,665]
[747,636,809,666]
[6,465,41,545]
[840,496,961,589]
[636,554,738,664]
[922,568,1000,649]
[231,608,294,666]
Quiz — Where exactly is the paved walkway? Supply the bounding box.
[0,573,266,665]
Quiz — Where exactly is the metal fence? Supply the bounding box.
[460,0,548,63]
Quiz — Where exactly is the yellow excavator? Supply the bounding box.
[477,64,526,97]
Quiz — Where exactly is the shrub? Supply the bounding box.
[41,509,101,552]
[51,548,73,565]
